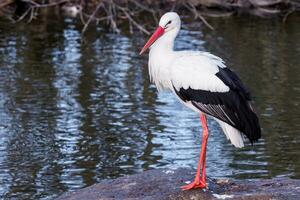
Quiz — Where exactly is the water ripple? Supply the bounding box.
[0,14,300,199]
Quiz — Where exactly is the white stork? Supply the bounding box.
[139,12,261,190]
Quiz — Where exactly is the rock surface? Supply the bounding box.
[57,168,300,200]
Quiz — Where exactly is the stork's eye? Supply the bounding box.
[165,20,172,27]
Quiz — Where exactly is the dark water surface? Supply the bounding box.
[0,13,300,199]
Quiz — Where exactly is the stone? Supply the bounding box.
[57,168,300,200]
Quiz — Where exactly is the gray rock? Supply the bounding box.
[57,168,300,200]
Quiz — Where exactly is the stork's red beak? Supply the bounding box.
[139,26,164,55]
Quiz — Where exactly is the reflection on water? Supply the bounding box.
[0,14,300,199]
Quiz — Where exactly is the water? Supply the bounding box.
[0,13,300,199]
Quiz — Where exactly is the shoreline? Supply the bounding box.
[0,0,299,34]
[57,168,300,200]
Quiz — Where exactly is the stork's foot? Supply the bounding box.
[181,179,207,190]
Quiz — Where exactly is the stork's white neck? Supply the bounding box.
[148,28,180,91]
[150,27,179,53]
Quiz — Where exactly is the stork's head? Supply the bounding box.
[158,12,181,33]
[140,12,181,55]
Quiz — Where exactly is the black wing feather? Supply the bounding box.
[215,67,251,100]
[173,67,261,143]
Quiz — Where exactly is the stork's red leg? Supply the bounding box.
[181,113,208,190]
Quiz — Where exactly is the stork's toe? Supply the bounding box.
[181,180,207,190]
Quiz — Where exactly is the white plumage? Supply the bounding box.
[146,13,243,147]
[171,52,229,92]
[140,11,261,190]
